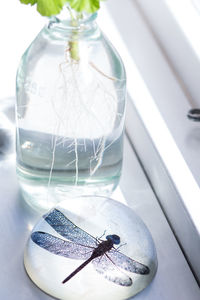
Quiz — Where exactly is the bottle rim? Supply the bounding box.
[48,12,97,32]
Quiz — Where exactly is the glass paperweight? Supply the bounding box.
[24,196,157,300]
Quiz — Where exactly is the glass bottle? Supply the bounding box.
[16,11,126,211]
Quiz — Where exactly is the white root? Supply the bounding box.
[46,52,119,201]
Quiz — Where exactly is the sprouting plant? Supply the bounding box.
[18,0,122,200]
[20,0,105,61]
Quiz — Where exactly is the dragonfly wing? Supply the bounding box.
[31,231,92,260]
[43,209,97,247]
[108,250,150,275]
[92,255,132,286]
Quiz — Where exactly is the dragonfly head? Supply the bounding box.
[106,234,120,245]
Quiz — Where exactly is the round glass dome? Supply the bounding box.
[24,196,157,299]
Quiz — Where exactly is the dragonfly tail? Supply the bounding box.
[62,257,93,284]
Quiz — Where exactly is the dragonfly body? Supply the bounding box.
[31,209,150,286]
[62,235,120,283]
[91,236,116,259]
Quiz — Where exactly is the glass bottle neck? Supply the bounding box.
[47,12,98,37]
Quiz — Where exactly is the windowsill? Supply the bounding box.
[0,97,199,299]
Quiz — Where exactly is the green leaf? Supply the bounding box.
[66,0,101,13]
[19,0,103,16]
[37,0,68,16]
[20,0,37,5]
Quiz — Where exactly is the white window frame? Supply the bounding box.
[136,0,200,108]
[99,0,200,284]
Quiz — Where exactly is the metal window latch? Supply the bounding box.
[187,108,200,121]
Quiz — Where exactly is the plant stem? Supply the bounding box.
[67,6,80,62]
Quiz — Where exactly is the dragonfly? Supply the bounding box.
[31,209,150,286]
